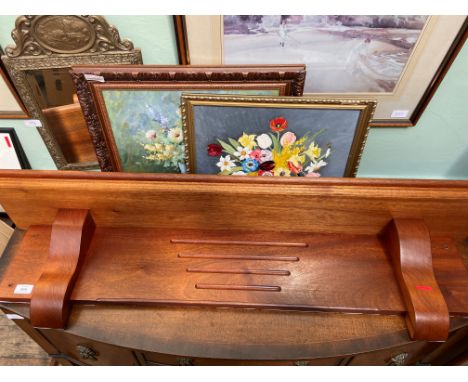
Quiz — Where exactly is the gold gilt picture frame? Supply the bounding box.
[181,94,376,177]
[1,15,142,170]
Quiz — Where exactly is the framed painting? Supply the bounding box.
[178,15,468,127]
[0,128,31,169]
[71,64,306,173]
[0,46,29,119]
[181,94,376,177]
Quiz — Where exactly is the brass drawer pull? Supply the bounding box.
[176,357,194,366]
[295,360,310,366]
[388,352,409,366]
[76,345,98,361]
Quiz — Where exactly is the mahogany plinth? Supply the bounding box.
[383,219,450,341]
[30,209,95,329]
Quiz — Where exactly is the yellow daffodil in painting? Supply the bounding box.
[208,118,331,177]
[305,142,322,160]
[238,133,257,150]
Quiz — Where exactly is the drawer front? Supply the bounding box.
[141,351,343,366]
[348,341,438,366]
[40,330,140,366]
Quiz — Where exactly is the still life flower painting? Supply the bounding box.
[181,94,375,177]
[209,117,331,177]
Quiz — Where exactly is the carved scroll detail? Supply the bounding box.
[383,219,450,341]
[5,15,135,57]
[30,209,95,329]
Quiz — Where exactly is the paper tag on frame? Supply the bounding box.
[84,74,105,82]
[391,110,410,118]
[23,119,42,128]
[5,314,24,320]
[13,284,34,294]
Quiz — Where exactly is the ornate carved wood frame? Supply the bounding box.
[71,64,306,172]
[1,16,143,170]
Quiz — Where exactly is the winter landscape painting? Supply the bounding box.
[223,16,428,93]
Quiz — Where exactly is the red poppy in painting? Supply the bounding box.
[269,117,288,132]
[287,161,303,175]
[207,143,223,156]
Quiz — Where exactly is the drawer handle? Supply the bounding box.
[76,345,98,361]
[388,352,409,366]
[295,360,310,366]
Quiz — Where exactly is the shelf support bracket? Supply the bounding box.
[30,209,95,329]
[383,218,449,341]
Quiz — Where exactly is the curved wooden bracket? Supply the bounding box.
[383,219,449,341]
[30,209,95,329]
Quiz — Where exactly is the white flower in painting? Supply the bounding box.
[232,171,247,176]
[145,130,156,140]
[325,148,331,158]
[259,150,273,163]
[168,127,183,143]
[257,133,272,149]
[305,160,328,173]
[234,146,252,160]
[216,155,236,172]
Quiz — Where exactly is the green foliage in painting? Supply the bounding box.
[102,88,279,173]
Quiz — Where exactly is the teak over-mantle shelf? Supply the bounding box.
[0,170,467,342]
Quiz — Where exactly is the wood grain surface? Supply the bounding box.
[42,103,98,165]
[0,171,468,240]
[0,171,467,342]
[2,301,467,362]
[0,313,49,365]
[30,210,95,328]
[383,219,450,340]
[1,227,467,318]
[0,220,13,258]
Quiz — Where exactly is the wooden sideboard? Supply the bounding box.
[0,170,467,365]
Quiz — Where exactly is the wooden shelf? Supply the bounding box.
[0,170,467,342]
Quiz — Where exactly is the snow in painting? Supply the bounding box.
[223,16,428,93]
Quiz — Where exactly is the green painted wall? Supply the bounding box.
[0,15,466,179]
[357,39,468,179]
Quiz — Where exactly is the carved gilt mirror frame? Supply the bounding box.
[1,15,143,170]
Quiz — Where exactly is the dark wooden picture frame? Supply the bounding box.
[175,16,468,127]
[0,128,31,169]
[173,16,190,65]
[71,64,306,172]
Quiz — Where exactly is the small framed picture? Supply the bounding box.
[0,128,31,169]
[181,94,376,177]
